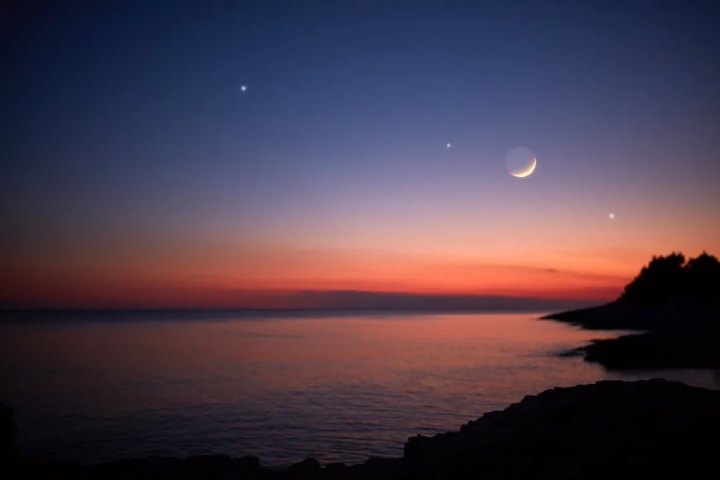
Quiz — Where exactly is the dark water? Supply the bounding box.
[1,311,718,466]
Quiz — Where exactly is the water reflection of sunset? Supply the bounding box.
[5,313,715,465]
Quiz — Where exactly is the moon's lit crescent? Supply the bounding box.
[510,157,536,178]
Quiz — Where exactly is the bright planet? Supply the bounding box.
[506,147,537,178]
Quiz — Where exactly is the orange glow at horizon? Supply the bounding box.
[2,243,636,308]
[3,214,718,308]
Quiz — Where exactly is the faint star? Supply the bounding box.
[446,143,451,148]
[609,213,615,219]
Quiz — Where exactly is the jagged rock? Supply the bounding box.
[361,457,404,479]
[232,455,260,471]
[404,379,720,478]
[177,454,234,479]
[288,457,321,476]
[221,455,264,480]
[186,453,233,465]
[320,462,348,480]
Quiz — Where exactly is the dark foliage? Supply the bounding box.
[619,251,719,305]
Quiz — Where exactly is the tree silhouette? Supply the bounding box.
[619,252,719,305]
[685,251,720,303]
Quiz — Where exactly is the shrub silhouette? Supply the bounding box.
[620,251,719,305]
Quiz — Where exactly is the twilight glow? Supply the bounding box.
[1,2,719,309]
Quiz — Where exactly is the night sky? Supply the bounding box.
[2,0,719,308]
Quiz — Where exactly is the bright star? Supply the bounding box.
[609,213,615,219]
[446,143,451,148]
[240,85,247,92]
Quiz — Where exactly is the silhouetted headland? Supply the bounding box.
[542,252,720,370]
[5,379,720,479]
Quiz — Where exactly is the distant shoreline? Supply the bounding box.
[0,292,603,318]
[0,305,595,324]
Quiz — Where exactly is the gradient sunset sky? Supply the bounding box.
[2,0,719,308]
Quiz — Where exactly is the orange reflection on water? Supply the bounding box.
[2,313,624,412]
[2,313,718,466]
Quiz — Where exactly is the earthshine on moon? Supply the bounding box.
[506,147,537,178]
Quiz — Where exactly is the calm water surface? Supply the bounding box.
[1,312,718,466]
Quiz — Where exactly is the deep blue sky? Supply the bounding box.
[2,0,719,307]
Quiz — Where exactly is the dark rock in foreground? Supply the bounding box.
[6,379,720,479]
[404,379,720,479]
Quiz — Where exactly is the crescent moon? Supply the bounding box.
[511,157,537,178]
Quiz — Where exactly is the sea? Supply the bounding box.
[1,310,719,467]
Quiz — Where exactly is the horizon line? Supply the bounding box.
[0,290,610,312]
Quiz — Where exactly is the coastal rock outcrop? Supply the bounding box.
[6,379,720,479]
[541,252,720,370]
[403,379,720,478]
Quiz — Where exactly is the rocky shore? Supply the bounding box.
[541,301,720,370]
[540,252,720,371]
[5,379,720,479]
[570,328,720,370]
[539,299,717,331]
